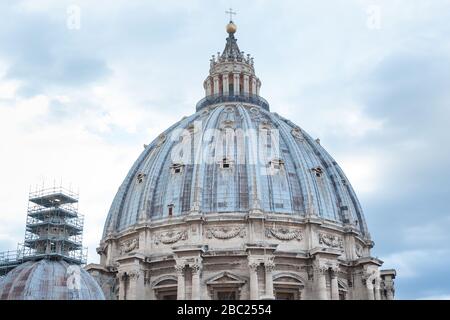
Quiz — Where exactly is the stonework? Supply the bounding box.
[86,20,396,300]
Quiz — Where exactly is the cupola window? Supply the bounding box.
[312,167,324,178]
[269,159,285,174]
[168,204,174,217]
[136,173,146,183]
[170,163,184,174]
[220,158,232,169]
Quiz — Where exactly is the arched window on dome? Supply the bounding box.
[220,157,233,169]
[170,163,184,175]
[168,204,174,217]
[136,172,146,184]
[268,158,285,173]
[311,167,324,178]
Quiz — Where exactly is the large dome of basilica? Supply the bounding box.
[88,20,396,301]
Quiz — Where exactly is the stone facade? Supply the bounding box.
[87,212,395,300]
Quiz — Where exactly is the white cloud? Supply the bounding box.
[381,249,450,279]
[419,294,450,300]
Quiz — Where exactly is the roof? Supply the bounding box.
[102,104,368,238]
[0,260,105,300]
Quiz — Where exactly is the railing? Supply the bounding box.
[26,214,84,230]
[196,94,270,112]
[29,186,79,201]
[24,232,83,246]
[27,205,79,217]
[18,244,87,265]
[0,250,23,265]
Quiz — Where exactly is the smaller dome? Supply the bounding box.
[226,21,237,34]
[0,260,105,300]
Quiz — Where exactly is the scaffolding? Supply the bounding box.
[0,185,87,277]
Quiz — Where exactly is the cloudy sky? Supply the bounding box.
[0,0,449,299]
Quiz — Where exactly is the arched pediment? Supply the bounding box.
[152,275,178,288]
[273,273,305,287]
[206,271,246,286]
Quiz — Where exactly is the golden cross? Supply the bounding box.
[225,8,237,22]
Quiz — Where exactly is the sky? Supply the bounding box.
[0,0,449,300]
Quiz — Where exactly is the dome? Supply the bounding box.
[92,18,396,302]
[103,104,368,237]
[0,260,105,300]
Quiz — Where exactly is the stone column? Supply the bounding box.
[366,282,375,300]
[251,78,257,95]
[118,272,127,300]
[233,73,240,95]
[127,269,144,300]
[213,76,219,95]
[365,270,379,300]
[374,278,381,300]
[222,73,229,95]
[330,272,339,300]
[264,259,275,299]
[380,271,396,300]
[243,74,250,95]
[175,262,185,300]
[314,267,328,300]
[205,78,212,96]
[248,260,259,300]
[386,283,394,300]
[191,263,202,300]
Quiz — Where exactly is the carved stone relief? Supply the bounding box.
[266,227,303,241]
[206,226,246,240]
[119,238,139,254]
[154,229,188,245]
[318,233,344,249]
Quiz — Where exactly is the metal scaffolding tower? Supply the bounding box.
[0,185,87,278]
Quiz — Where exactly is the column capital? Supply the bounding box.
[127,269,141,279]
[313,259,339,274]
[190,263,202,274]
[264,256,276,272]
[174,259,187,275]
[248,257,260,272]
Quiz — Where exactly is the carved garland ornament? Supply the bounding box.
[266,227,303,241]
[318,233,344,249]
[120,238,139,254]
[154,230,188,245]
[206,226,246,240]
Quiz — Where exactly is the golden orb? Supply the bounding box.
[226,22,237,34]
